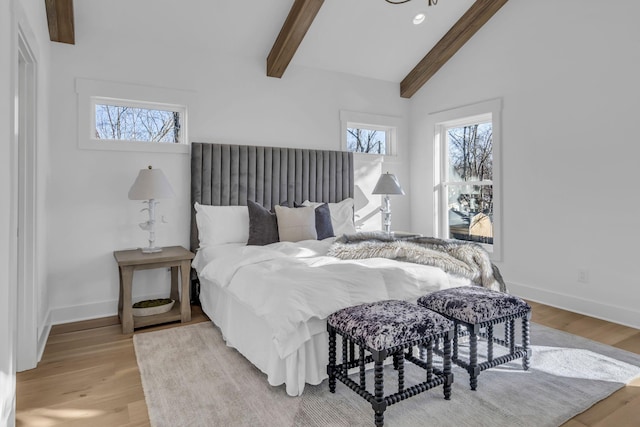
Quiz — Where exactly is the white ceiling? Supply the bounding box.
[75,0,475,83]
[293,0,475,82]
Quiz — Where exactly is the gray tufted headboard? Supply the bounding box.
[190,142,354,254]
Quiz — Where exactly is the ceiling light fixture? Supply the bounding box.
[385,0,438,4]
[413,13,426,25]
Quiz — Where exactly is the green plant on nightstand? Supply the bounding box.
[132,298,174,317]
[133,298,172,308]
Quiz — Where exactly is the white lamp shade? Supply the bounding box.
[128,166,176,200]
[372,172,405,195]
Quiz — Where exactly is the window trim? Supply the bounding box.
[340,110,400,156]
[430,99,502,261]
[76,78,190,153]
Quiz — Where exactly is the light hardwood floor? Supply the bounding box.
[16,302,640,427]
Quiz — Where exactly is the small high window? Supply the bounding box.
[92,98,185,144]
[340,111,399,156]
[76,78,190,153]
[94,102,182,143]
[347,127,387,154]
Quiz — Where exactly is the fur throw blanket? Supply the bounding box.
[328,232,506,292]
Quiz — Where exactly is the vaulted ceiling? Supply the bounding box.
[45,0,508,98]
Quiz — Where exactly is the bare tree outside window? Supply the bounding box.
[446,122,493,244]
[347,128,386,154]
[448,123,492,183]
[95,104,181,143]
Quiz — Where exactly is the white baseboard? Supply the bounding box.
[51,300,119,325]
[507,281,640,330]
[51,292,170,325]
[37,309,51,363]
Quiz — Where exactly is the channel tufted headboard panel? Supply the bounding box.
[190,142,354,254]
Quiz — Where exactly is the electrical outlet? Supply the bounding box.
[577,269,589,284]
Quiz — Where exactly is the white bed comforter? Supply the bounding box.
[196,238,467,360]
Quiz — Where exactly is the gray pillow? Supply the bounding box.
[293,201,335,240]
[314,203,335,240]
[247,200,279,246]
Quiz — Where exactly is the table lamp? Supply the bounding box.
[128,165,175,253]
[372,172,405,234]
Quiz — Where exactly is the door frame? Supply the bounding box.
[14,19,39,372]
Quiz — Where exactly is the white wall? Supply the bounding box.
[47,2,411,323]
[410,1,640,328]
[0,0,16,421]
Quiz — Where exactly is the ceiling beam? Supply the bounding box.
[400,0,508,98]
[45,0,75,44]
[267,0,324,78]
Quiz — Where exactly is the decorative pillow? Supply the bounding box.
[294,201,334,240]
[303,198,356,236]
[247,200,279,246]
[314,203,335,240]
[194,202,249,247]
[274,205,317,242]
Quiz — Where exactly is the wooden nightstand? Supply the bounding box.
[113,246,195,334]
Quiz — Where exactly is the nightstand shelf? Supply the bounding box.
[114,245,195,334]
[133,304,182,329]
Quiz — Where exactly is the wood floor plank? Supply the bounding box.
[561,419,589,427]
[570,386,640,426]
[16,304,640,426]
[616,333,640,354]
[51,316,120,335]
[126,400,151,427]
[589,393,640,427]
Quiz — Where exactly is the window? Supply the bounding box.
[340,111,400,156]
[444,120,493,243]
[347,127,387,154]
[432,99,502,259]
[93,99,184,144]
[76,78,190,153]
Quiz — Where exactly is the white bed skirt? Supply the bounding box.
[200,276,330,396]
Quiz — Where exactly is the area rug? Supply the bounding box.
[133,321,640,427]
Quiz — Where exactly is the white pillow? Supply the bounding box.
[303,198,356,236]
[194,202,249,247]
[274,205,317,242]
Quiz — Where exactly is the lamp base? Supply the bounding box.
[141,246,163,254]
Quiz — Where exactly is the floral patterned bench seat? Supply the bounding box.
[327,300,454,427]
[418,286,532,390]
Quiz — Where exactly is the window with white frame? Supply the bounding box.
[347,126,387,154]
[432,99,502,259]
[340,111,399,156]
[93,98,184,144]
[76,78,190,153]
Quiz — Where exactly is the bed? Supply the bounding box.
[190,142,501,396]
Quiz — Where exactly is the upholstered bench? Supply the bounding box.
[327,300,454,427]
[418,286,531,391]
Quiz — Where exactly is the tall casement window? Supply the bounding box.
[432,99,502,259]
